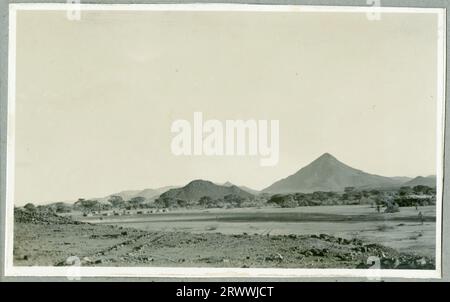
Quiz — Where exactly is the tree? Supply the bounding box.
[198,196,214,207]
[74,199,100,211]
[101,203,112,211]
[155,196,178,208]
[385,202,400,213]
[224,194,246,207]
[399,186,413,196]
[108,195,125,208]
[370,189,380,196]
[54,202,72,213]
[312,191,326,201]
[413,185,434,195]
[176,199,188,207]
[293,193,306,201]
[361,190,370,198]
[344,187,355,193]
[268,194,298,208]
[279,196,298,208]
[129,196,145,206]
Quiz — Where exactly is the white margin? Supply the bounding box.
[4,3,446,279]
[435,6,446,280]
[5,4,16,278]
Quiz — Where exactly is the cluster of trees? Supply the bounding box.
[22,202,72,214]
[267,187,369,208]
[72,196,154,213]
[267,186,436,208]
[197,194,248,208]
[154,196,188,208]
[394,186,436,207]
[22,193,259,214]
[50,202,72,213]
[107,196,148,209]
[399,185,435,196]
[394,196,435,207]
[23,195,155,215]
[70,199,109,213]
[153,194,262,209]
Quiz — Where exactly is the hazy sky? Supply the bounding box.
[14,9,440,204]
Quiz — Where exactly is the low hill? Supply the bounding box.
[403,176,436,187]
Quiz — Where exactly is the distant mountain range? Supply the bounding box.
[262,153,436,194]
[97,186,178,203]
[221,181,261,195]
[92,153,435,204]
[159,180,254,203]
[390,176,413,183]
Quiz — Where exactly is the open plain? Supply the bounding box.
[14,205,436,269]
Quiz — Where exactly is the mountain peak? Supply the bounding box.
[307,153,343,169]
[263,153,403,193]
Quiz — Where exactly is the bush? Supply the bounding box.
[129,196,146,206]
[155,196,188,208]
[413,185,435,195]
[108,195,125,208]
[395,196,433,207]
[268,194,298,208]
[198,196,214,207]
[223,194,246,207]
[384,203,400,213]
[74,199,101,212]
[54,202,72,213]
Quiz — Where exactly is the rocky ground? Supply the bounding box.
[13,209,434,269]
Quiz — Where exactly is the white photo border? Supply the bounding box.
[4,2,446,279]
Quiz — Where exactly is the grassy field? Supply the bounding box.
[78,205,436,259]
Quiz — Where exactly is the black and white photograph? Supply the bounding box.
[1,2,446,280]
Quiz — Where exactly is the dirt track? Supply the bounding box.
[14,221,434,269]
